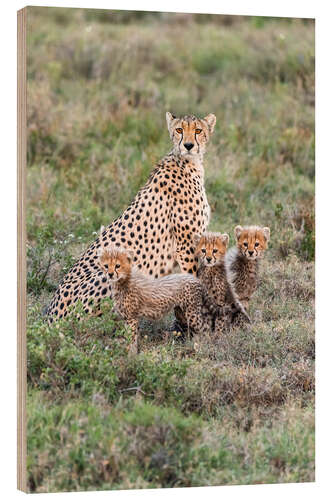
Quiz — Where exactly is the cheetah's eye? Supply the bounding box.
[212,249,218,254]
[176,128,183,134]
[255,242,259,247]
[201,249,206,254]
[243,242,248,248]
[195,128,202,134]
[115,263,120,269]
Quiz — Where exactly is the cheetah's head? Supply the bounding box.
[97,246,133,282]
[166,112,216,157]
[194,232,229,267]
[234,225,270,260]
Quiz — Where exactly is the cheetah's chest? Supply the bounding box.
[180,168,210,231]
[199,266,228,305]
[234,261,258,300]
[201,187,210,229]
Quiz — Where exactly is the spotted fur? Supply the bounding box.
[98,246,215,352]
[226,225,270,311]
[193,232,250,334]
[45,112,216,321]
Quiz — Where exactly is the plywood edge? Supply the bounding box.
[17,6,27,493]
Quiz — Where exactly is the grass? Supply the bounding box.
[26,7,315,492]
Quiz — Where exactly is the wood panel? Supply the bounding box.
[17,6,27,493]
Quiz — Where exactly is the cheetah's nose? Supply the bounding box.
[184,142,194,151]
[248,251,254,256]
[206,256,212,263]
[109,272,114,278]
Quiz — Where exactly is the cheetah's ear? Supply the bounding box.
[221,233,229,246]
[234,225,243,240]
[166,111,176,131]
[204,114,216,134]
[263,227,270,242]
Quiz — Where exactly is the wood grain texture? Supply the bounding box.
[17,6,27,493]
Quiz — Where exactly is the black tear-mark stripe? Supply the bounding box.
[195,131,200,153]
[178,131,183,147]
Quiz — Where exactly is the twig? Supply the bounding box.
[39,248,54,288]
[119,385,152,396]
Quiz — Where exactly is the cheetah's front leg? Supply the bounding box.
[214,313,229,337]
[183,304,211,337]
[126,318,139,355]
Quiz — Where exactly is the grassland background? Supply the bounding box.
[26,7,315,493]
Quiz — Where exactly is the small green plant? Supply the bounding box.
[27,300,128,399]
[27,237,75,295]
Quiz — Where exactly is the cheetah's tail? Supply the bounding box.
[230,298,251,324]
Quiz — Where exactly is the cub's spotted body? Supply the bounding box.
[226,225,270,311]
[46,112,216,320]
[98,246,214,352]
[194,232,250,333]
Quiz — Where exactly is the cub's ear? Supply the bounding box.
[221,233,229,246]
[98,226,106,247]
[193,233,202,248]
[204,113,216,134]
[263,227,270,242]
[97,247,104,258]
[126,249,135,262]
[166,111,176,131]
[234,225,243,240]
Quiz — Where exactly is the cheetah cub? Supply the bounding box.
[226,225,270,312]
[194,232,250,334]
[97,246,214,353]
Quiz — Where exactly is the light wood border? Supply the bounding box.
[17,6,27,493]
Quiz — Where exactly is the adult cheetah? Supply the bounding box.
[46,112,216,320]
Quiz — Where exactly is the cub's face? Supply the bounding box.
[166,112,216,157]
[97,247,132,281]
[194,232,229,267]
[235,226,270,260]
